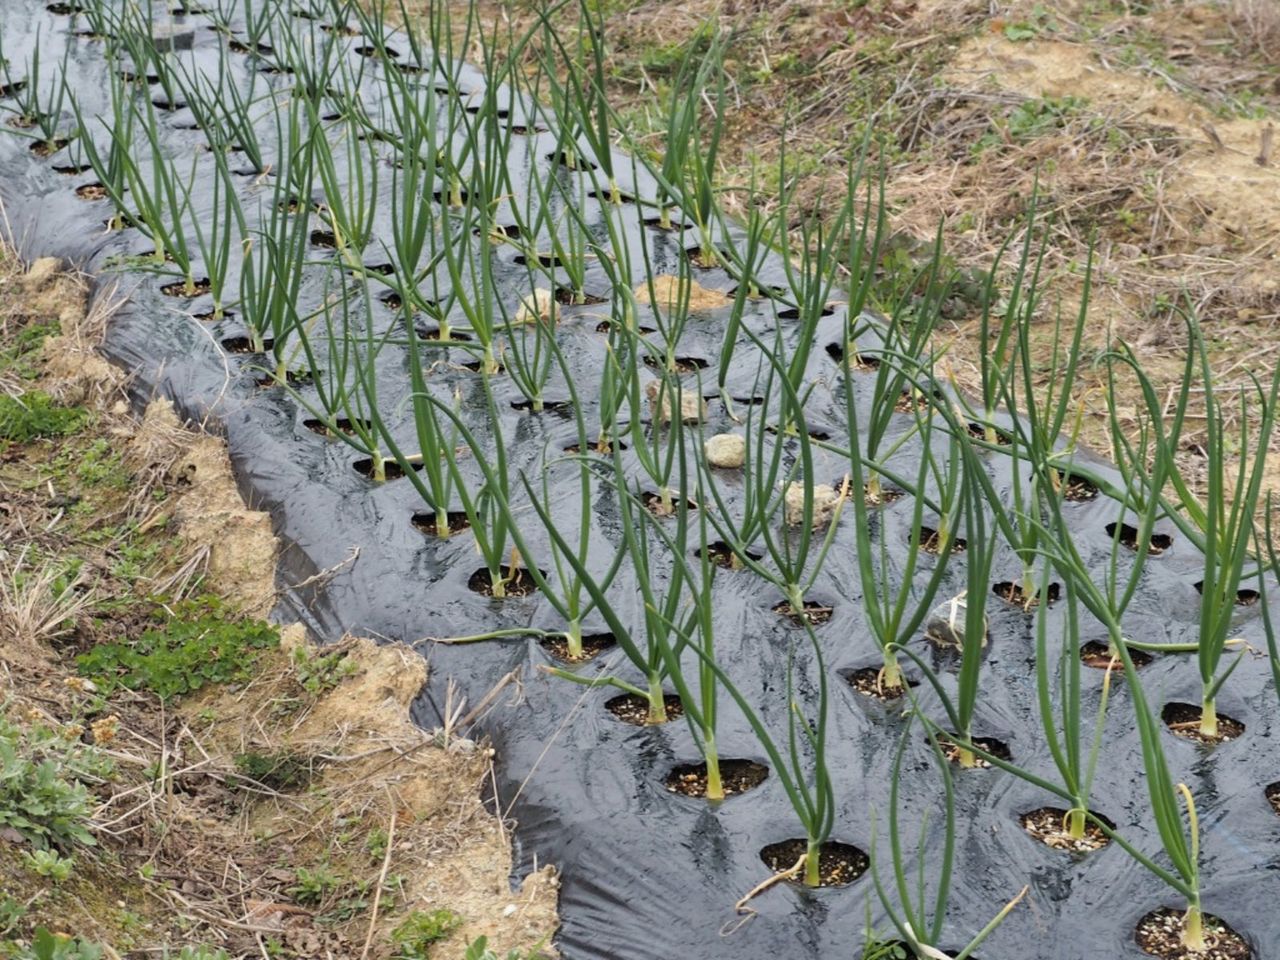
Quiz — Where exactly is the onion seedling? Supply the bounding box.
[310,112,379,269]
[0,33,74,156]
[67,70,134,231]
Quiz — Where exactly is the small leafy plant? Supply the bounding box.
[391,909,464,959]
[0,392,87,442]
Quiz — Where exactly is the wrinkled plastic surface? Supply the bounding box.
[1,4,1277,958]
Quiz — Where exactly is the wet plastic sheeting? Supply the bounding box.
[2,2,1278,957]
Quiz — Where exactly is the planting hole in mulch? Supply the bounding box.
[605,693,683,725]
[1265,782,1280,818]
[467,565,541,599]
[459,358,506,374]
[513,251,564,269]
[684,246,720,269]
[74,182,109,200]
[587,188,636,204]
[47,2,83,12]
[845,666,916,702]
[778,303,836,320]
[255,369,316,389]
[433,188,471,205]
[1161,702,1245,744]
[220,336,271,355]
[303,417,371,439]
[641,214,692,231]
[310,228,338,248]
[825,341,881,371]
[993,581,1061,608]
[354,44,399,58]
[1081,640,1154,670]
[759,839,868,888]
[52,162,93,174]
[351,456,421,481]
[380,291,403,310]
[642,490,698,518]
[665,759,769,799]
[726,283,787,300]
[1106,521,1173,555]
[415,326,472,342]
[594,318,655,334]
[920,526,966,555]
[642,354,709,374]
[152,98,187,111]
[865,485,904,508]
[1020,806,1113,853]
[30,138,69,157]
[411,510,471,537]
[562,439,627,455]
[1057,472,1100,502]
[968,421,1012,445]
[773,600,833,626]
[696,541,762,570]
[477,222,523,240]
[1134,907,1252,960]
[539,633,616,664]
[547,150,597,170]
[160,278,212,298]
[510,398,575,414]
[553,286,608,305]
[1193,581,1259,606]
[935,734,1012,768]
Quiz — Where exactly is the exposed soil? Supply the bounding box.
[664,759,769,799]
[604,693,683,725]
[1194,580,1261,605]
[920,526,967,554]
[993,580,1061,608]
[1135,907,1253,960]
[220,335,271,354]
[467,565,541,598]
[29,137,69,157]
[1161,702,1246,743]
[73,182,109,200]
[758,839,869,888]
[309,228,338,248]
[411,509,472,537]
[351,455,421,480]
[160,278,213,298]
[772,599,834,626]
[642,489,698,517]
[538,633,616,664]
[1081,640,1154,670]
[1265,782,1280,818]
[968,422,1012,445]
[1106,521,1174,555]
[1055,473,1101,503]
[845,666,914,701]
[696,540,762,570]
[553,286,608,306]
[937,734,1013,768]
[302,416,373,438]
[642,353,710,373]
[1020,806,1112,853]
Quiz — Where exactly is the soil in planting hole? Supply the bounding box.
[642,490,698,518]
[47,2,83,12]
[538,633,615,664]
[352,457,421,481]
[1134,907,1252,960]
[1161,702,1245,744]
[303,417,371,439]
[513,252,564,269]
[594,318,655,335]
[1106,521,1173,555]
[467,565,540,599]
[968,421,1012,445]
[587,189,635,204]
[562,439,626,455]
[160,278,212,298]
[52,162,93,175]
[642,354,709,374]
[459,358,506,374]
[773,600,833,626]
[74,182,109,200]
[845,666,916,702]
[825,341,881,372]
[1266,782,1280,818]
[696,541,762,570]
[864,485,904,508]
[547,150,597,171]
[920,526,966,555]
[1057,472,1100,502]
[605,693,683,725]
[354,44,399,58]
[641,214,692,231]
[1081,640,1154,670]
[415,326,472,343]
[935,734,1013,768]
[1020,806,1113,853]
[665,759,769,799]
[1193,580,1260,606]
[220,336,272,355]
[433,189,471,205]
[993,581,1061,608]
[759,839,868,888]
[727,283,787,300]
[684,246,719,269]
[255,369,315,389]
[310,228,338,249]
[30,138,69,157]
[411,510,471,537]
[553,286,608,306]
[380,292,403,310]
[779,303,836,320]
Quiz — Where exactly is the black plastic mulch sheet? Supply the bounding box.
[1,3,1278,957]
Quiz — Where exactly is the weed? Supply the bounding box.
[12,928,104,960]
[973,96,1092,155]
[291,644,358,696]
[289,865,343,905]
[21,849,74,882]
[365,827,389,861]
[232,750,315,791]
[71,439,128,489]
[0,895,26,935]
[76,597,278,700]
[0,392,86,442]
[391,909,464,959]
[0,714,107,851]
[166,946,230,960]
[462,936,550,960]
[0,319,58,380]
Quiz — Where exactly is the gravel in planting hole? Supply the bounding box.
[1106,521,1173,555]
[538,633,615,664]
[1019,806,1112,853]
[665,759,768,799]
[1081,640,1153,670]
[845,666,915,702]
[467,565,540,598]
[161,278,212,298]
[759,839,868,888]
[772,600,833,626]
[992,580,1061,608]
[1134,907,1252,960]
[605,693,682,725]
[1161,702,1245,744]
[410,510,471,537]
